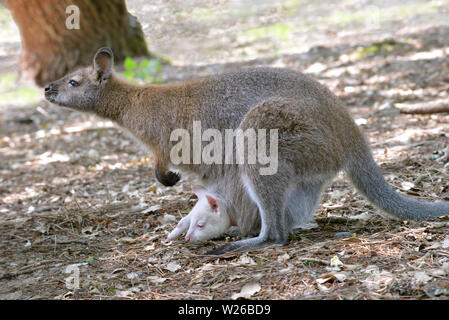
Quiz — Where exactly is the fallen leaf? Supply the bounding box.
[341,237,362,243]
[126,272,139,280]
[119,237,136,244]
[231,282,261,300]
[364,270,394,290]
[144,244,155,251]
[232,254,256,266]
[199,263,217,272]
[401,181,414,191]
[316,273,337,284]
[165,262,181,272]
[423,236,449,250]
[147,276,168,284]
[333,273,348,282]
[111,268,126,274]
[142,205,161,214]
[330,256,344,267]
[277,253,290,263]
[413,271,432,284]
[161,214,177,223]
[441,237,449,249]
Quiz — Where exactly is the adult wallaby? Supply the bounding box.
[44,47,449,254]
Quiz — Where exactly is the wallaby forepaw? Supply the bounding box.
[155,168,181,187]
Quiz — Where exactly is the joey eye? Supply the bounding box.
[197,222,205,229]
[68,79,80,87]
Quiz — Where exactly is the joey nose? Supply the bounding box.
[44,84,53,92]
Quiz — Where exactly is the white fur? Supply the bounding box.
[166,186,231,243]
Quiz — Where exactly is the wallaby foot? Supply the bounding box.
[227,226,240,236]
[206,237,288,255]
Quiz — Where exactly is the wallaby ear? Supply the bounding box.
[205,195,219,212]
[192,185,206,197]
[93,47,114,82]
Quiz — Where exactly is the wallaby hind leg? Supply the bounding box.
[207,165,292,255]
[285,180,325,230]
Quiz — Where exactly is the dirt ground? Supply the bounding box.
[0,0,449,300]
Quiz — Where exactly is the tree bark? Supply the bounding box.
[394,98,449,114]
[4,0,150,86]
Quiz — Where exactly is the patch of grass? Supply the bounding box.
[328,2,438,29]
[244,23,294,42]
[0,5,19,40]
[347,39,408,61]
[0,73,15,89]
[123,57,163,83]
[0,5,11,23]
[190,7,219,22]
[0,74,41,106]
[189,5,257,23]
[277,0,302,16]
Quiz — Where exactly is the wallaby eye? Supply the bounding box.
[68,79,80,87]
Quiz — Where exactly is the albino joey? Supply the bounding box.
[166,185,235,244]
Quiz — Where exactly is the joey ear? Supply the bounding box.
[192,185,206,197]
[205,195,219,212]
[93,47,114,82]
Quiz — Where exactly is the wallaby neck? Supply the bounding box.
[94,76,136,124]
[95,75,189,160]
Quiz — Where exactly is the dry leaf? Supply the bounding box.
[413,271,432,284]
[341,237,362,243]
[364,271,394,290]
[119,237,137,244]
[165,262,181,272]
[142,205,161,214]
[126,272,139,280]
[144,244,155,251]
[330,256,343,267]
[424,236,449,250]
[277,253,290,263]
[401,181,414,191]
[199,263,217,272]
[147,276,168,284]
[316,273,337,284]
[232,254,256,266]
[231,282,261,300]
[161,213,177,223]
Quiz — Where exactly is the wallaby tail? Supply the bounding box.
[345,146,449,221]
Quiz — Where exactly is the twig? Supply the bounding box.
[0,259,60,280]
[394,98,449,114]
[299,257,329,265]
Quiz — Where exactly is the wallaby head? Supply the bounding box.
[166,185,231,244]
[44,47,114,112]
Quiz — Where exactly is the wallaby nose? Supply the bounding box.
[44,84,53,92]
[185,235,191,243]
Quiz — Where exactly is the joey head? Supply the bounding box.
[166,185,233,243]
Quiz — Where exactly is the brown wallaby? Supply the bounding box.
[44,47,449,254]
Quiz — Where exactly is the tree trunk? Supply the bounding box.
[394,98,449,114]
[4,0,150,86]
